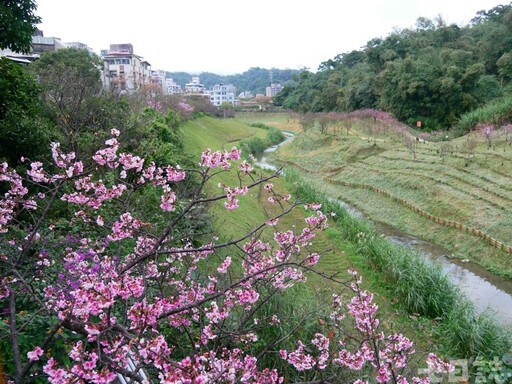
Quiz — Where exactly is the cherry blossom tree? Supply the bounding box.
[502,123,512,145]
[0,131,451,384]
[394,126,418,160]
[478,123,495,149]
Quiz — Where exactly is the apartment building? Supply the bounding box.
[206,83,236,106]
[101,43,152,93]
[265,83,284,98]
[184,76,205,94]
[151,69,166,91]
[165,78,182,94]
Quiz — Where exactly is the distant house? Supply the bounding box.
[206,83,236,106]
[265,83,283,98]
[151,69,166,91]
[31,34,66,55]
[184,76,205,94]
[165,78,182,94]
[101,43,152,93]
[238,91,254,99]
[0,30,65,63]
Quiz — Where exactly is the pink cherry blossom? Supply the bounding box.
[27,346,44,361]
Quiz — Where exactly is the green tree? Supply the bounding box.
[314,72,344,111]
[0,57,55,166]
[471,4,512,73]
[0,0,41,53]
[497,52,512,83]
[30,48,108,157]
[341,63,378,111]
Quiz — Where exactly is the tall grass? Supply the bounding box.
[457,96,512,134]
[285,168,512,359]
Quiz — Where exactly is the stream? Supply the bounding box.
[254,132,294,172]
[255,133,512,326]
[377,221,512,325]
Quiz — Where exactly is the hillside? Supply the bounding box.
[263,112,512,279]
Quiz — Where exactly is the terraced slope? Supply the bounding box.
[272,119,512,278]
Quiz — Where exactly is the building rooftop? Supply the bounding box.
[32,35,59,45]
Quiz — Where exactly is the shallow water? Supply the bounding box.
[329,196,512,325]
[381,224,512,326]
[254,133,294,171]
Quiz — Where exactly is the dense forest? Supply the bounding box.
[167,67,298,95]
[274,3,512,130]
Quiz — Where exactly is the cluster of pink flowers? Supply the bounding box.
[477,123,495,148]
[177,101,194,113]
[0,164,28,233]
[264,183,291,205]
[238,160,254,174]
[147,99,164,113]
[217,256,232,273]
[281,271,453,383]
[223,185,248,210]
[200,147,241,169]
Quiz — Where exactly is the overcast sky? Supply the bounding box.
[35,0,507,75]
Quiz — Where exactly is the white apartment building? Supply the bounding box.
[151,69,166,91]
[265,83,284,98]
[206,83,236,106]
[185,76,205,93]
[101,44,152,93]
[165,78,182,94]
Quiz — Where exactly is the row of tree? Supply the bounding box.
[274,3,512,130]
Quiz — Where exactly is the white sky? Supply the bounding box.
[35,0,507,75]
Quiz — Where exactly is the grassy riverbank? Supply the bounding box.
[260,112,512,279]
[182,116,435,346]
[284,169,511,358]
